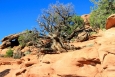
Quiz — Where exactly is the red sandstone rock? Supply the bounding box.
[105,14,115,29]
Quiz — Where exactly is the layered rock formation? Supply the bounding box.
[0,32,24,49]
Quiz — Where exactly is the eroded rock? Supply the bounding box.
[105,14,115,29]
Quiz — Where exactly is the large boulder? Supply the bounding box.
[105,14,115,29]
[76,31,89,42]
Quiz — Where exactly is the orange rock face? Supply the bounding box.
[105,14,115,29]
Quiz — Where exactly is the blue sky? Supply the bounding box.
[0,0,93,43]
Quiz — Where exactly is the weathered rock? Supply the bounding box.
[0,33,21,49]
[0,41,11,49]
[21,47,30,53]
[76,31,89,42]
[105,14,115,29]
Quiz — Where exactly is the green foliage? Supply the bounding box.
[68,15,84,34]
[18,28,39,47]
[38,2,75,34]
[18,34,26,47]
[5,48,13,57]
[71,15,84,27]
[90,0,115,29]
[61,15,84,37]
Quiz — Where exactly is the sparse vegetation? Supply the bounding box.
[90,0,115,29]
[18,28,39,47]
[5,48,13,57]
[61,15,84,37]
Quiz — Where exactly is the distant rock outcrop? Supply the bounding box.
[105,14,115,29]
[0,33,22,49]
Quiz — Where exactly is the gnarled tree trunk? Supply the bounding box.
[49,34,67,53]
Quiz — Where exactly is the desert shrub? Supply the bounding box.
[5,48,13,57]
[18,28,39,47]
[18,34,26,47]
[65,15,84,34]
[89,0,115,29]
[60,15,84,39]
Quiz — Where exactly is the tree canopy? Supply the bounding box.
[37,1,84,40]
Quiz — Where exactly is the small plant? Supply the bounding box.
[5,48,13,57]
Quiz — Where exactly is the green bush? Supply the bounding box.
[67,15,84,34]
[18,34,26,47]
[89,0,115,29]
[61,15,84,37]
[18,28,39,47]
[5,48,13,57]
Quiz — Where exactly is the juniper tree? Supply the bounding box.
[37,2,84,52]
